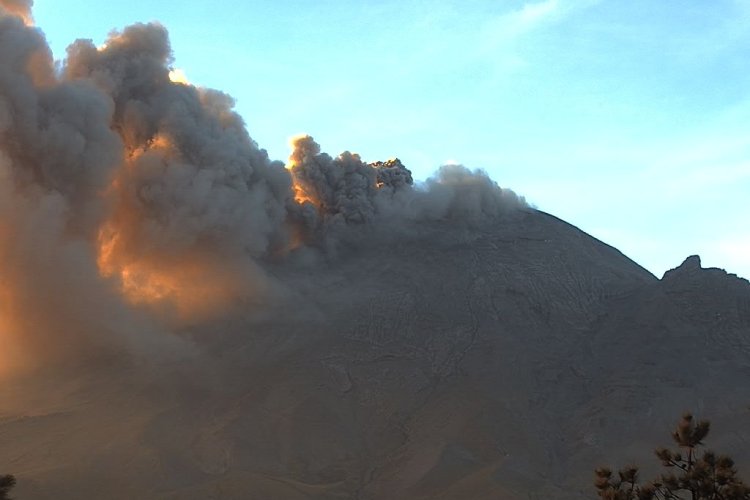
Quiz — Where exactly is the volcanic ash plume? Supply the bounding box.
[0,6,525,374]
[0,0,32,25]
[63,23,293,319]
[287,134,524,227]
[0,11,136,374]
[287,135,416,225]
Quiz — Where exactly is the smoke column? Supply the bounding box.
[0,5,525,376]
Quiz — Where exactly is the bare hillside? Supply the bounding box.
[2,208,748,499]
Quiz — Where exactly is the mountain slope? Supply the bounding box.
[2,208,749,499]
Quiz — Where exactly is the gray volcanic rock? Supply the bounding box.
[2,208,749,499]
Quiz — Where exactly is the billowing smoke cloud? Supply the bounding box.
[288,135,415,225]
[0,15,185,373]
[0,7,525,374]
[419,163,525,220]
[60,23,296,319]
[0,0,32,24]
[288,134,523,228]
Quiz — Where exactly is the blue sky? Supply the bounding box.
[33,0,750,279]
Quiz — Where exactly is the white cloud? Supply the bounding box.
[517,0,560,26]
[479,0,561,50]
[480,0,602,44]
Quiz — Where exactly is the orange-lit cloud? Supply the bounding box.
[168,68,190,85]
[0,0,33,25]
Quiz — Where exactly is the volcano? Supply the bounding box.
[1,3,749,498]
[2,207,749,500]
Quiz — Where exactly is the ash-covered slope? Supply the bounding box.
[3,208,748,500]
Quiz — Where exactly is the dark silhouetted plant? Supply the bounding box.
[595,413,750,499]
[0,475,15,500]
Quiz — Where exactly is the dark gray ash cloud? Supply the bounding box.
[0,9,525,371]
